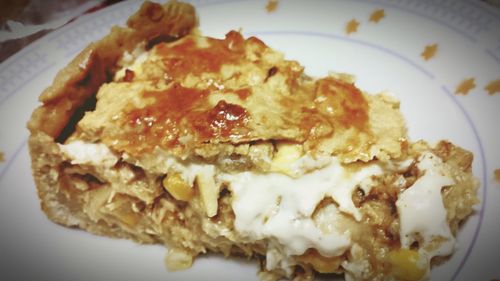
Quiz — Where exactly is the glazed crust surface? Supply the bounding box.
[28,0,197,232]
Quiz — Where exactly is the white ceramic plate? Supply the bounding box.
[0,0,499,280]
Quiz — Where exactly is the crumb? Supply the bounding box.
[485,78,500,95]
[266,0,278,13]
[421,44,438,61]
[345,19,359,35]
[0,151,4,163]
[455,78,476,95]
[369,9,385,23]
[495,169,500,183]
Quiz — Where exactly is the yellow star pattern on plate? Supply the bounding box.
[485,78,500,95]
[266,0,278,13]
[455,78,476,95]
[369,9,385,23]
[421,44,438,60]
[346,19,359,35]
[495,169,500,183]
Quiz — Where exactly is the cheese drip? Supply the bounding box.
[226,158,383,258]
[397,152,455,259]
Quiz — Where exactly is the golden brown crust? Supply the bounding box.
[28,46,104,139]
[27,1,197,139]
[27,0,198,247]
[73,29,406,163]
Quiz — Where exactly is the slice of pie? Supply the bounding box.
[27,1,479,280]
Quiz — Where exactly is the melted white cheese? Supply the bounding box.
[396,152,455,258]
[59,140,118,167]
[224,158,383,258]
[62,139,460,276]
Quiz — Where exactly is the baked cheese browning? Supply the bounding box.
[314,77,369,131]
[113,84,250,155]
[76,30,397,162]
[104,77,368,157]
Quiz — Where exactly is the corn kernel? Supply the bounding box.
[298,249,342,273]
[387,249,427,281]
[196,170,218,217]
[118,211,141,226]
[162,173,193,201]
[165,248,193,271]
[270,143,303,176]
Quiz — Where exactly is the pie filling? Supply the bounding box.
[57,137,468,281]
[49,28,478,281]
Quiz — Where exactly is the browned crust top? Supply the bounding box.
[27,1,197,139]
